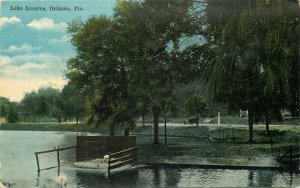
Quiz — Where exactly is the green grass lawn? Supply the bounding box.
[133,124,300,165]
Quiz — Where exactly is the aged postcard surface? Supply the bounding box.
[0,0,299,187]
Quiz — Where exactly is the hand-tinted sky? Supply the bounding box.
[0,0,116,101]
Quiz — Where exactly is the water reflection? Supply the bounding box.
[248,170,254,187]
[153,167,160,187]
[75,168,139,188]
[164,167,182,187]
[257,170,274,187]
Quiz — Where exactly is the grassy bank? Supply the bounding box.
[0,122,98,132]
[133,124,300,165]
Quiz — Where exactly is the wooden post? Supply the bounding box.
[57,146,60,168]
[270,135,273,156]
[218,112,221,140]
[232,128,235,142]
[164,116,167,146]
[35,153,40,175]
[108,152,111,177]
[289,145,293,164]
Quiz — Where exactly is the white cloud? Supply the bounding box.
[0,53,66,79]
[9,53,64,66]
[21,62,48,70]
[0,16,21,27]
[8,43,33,52]
[0,55,12,65]
[0,62,49,79]
[46,35,71,44]
[27,17,67,31]
[3,62,48,74]
[0,53,68,101]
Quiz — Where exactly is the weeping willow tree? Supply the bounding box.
[202,0,299,141]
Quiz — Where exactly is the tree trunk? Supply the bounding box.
[152,108,160,144]
[58,117,61,123]
[124,129,129,136]
[142,113,145,127]
[110,124,115,136]
[265,112,270,135]
[248,107,254,143]
[76,116,79,124]
[196,115,199,126]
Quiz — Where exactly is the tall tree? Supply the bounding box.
[114,0,200,143]
[201,0,299,141]
[67,15,135,136]
[0,97,10,118]
[20,92,38,121]
[67,0,201,141]
[61,82,83,123]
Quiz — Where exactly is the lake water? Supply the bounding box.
[0,130,299,187]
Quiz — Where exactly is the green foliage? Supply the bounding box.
[6,102,19,123]
[199,0,299,140]
[66,0,201,138]
[60,82,83,121]
[0,97,19,123]
[185,95,208,117]
[21,87,62,118]
[0,97,10,117]
[202,0,299,115]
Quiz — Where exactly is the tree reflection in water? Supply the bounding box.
[75,167,138,188]
[248,170,255,187]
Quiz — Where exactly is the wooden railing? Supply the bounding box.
[108,147,137,176]
[277,145,300,166]
[35,146,76,175]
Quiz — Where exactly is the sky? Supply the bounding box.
[0,0,116,101]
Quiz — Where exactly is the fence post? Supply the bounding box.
[232,128,235,142]
[108,152,111,177]
[164,116,167,146]
[289,145,293,164]
[57,146,60,168]
[35,153,40,175]
[270,135,273,156]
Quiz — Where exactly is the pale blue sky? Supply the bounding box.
[0,0,116,101]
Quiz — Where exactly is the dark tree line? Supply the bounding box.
[0,83,84,123]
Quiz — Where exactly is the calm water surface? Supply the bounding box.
[0,130,299,187]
